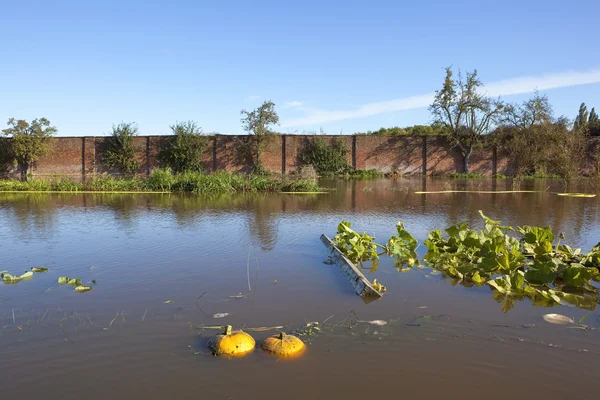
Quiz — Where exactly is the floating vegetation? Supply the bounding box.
[1,270,36,284]
[414,190,542,194]
[212,312,230,319]
[372,279,386,293]
[555,193,596,198]
[331,212,600,312]
[293,321,321,337]
[31,267,49,272]
[58,276,92,293]
[333,220,419,270]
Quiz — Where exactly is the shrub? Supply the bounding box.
[147,168,176,191]
[159,121,209,172]
[104,122,140,174]
[300,137,350,175]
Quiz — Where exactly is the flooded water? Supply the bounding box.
[1,178,599,400]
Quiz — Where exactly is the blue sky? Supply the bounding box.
[1,0,599,136]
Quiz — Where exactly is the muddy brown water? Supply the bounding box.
[1,178,599,400]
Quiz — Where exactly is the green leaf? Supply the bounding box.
[2,273,23,283]
[68,278,82,286]
[58,276,69,285]
[74,285,92,293]
[20,271,34,279]
[471,271,486,284]
[524,261,557,285]
[31,267,49,272]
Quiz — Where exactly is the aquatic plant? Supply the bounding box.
[331,212,600,312]
[0,171,323,193]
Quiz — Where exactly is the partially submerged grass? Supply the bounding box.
[0,169,322,194]
[345,169,383,179]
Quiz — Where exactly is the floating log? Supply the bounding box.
[320,234,382,303]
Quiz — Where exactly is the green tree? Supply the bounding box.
[573,102,589,130]
[1,118,57,181]
[104,122,140,174]
[590,107,599,124]
[429,67,503,173]
[240,100,279,172]
[159,121,209,172]
[589,107,600,137]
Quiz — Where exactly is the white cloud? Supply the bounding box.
[283,101,304,109]
[281,68,600,127]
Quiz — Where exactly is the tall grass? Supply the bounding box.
[0,169,322,194]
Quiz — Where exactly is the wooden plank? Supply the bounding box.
[320,234,382,302]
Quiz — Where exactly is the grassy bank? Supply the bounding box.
[0,169,322,194]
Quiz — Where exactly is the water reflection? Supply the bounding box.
[0,177,598,250]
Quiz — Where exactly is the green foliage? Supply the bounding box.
[446,172,486,179]
[332,211,600,312]
[1,117,57,180]
[0,138,14,173]
[355,126,407,135]
[502,93,585,189]
[429,67,504,173]
[578,104,600,137]
[147,168,176,191]
[405,124,448,136]
[300,137,350,175]
[0,171,323,194]
[281,179,321,192]
[104,122,140,174]
[347,169,382,179]
[159,121,208,172]
[385,222,419,269]
[240,100,279,172]
[573,102,589,130]
[355,124,447,136]
[334,221,381,265]
[86,175,145,191]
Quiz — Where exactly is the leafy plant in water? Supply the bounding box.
[385,221,419,269]
[334,221,381,266]
[332,211,600,312]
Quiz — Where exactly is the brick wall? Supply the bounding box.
[1,134,596,179]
